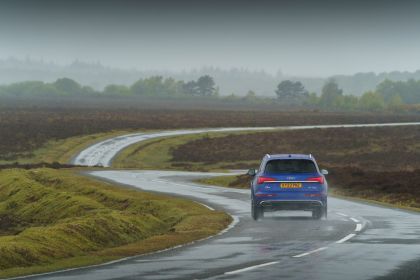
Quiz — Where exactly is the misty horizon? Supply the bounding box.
[2,0,420,77]
[4,56,420,79]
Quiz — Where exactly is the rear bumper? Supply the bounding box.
[258,199,324,211]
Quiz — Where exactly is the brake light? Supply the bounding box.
[306,176,324,184]
[257,176,276,184]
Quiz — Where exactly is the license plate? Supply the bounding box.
[280,183,302,188]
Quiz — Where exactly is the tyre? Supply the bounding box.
[312,207,322,220]
[251,200,264,220]
[323,204,328,219]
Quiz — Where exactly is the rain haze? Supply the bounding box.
[1,0,420,76]
[1,1,420,280]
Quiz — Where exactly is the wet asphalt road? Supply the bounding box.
[17,123,420,280]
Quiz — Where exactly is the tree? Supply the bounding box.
[341,95,359,111]
[130,79,146,95]
[376,79,420,104]
[162,77,182,96]
[81,86,96,95]
[304,92,319,106]
[53,78,82,95]
[387,94,403,111]
[196,75,216,96]
[142,76,165,95]
[319,80,343,108]
[376,79,398,103]
[359,91,385,111]
[275,80,308,105]
[130,76,166,96]
[182,80,198,95]
[103,84,131,96]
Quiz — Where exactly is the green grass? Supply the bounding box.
[196,175,249,189]
[112,131,261,171]
[0,168,231,278]
[0,130,138,165]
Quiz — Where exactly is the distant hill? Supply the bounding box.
[1,57,420,96]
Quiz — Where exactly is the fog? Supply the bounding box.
[1,0,420,77]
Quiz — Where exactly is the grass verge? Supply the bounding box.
[196,174,250,189]
[0,130,137,165]
[0,168,231,278]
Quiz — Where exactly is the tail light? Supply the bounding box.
[306,176,324,184]
[257,176,276,184]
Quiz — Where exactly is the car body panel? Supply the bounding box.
[251,154,328,215]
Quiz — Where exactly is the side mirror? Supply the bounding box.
[247,168,257,176]
[321,169,329,175]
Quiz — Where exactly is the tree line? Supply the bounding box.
[0,75,218,98]
[1,74,419,112]
[275,79,420,111]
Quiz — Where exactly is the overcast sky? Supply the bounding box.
[1,0,420,77]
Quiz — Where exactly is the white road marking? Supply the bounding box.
[195,201,215,211]
[292,247,329,258]
[152,179,168,183]
[219,215,240,235]
[336,233,356,244]
[355,223,363,232]
[350,217,360,223]
[224,261,279,275]
[336,212,349,217]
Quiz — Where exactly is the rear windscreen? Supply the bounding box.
[264,159,317,174]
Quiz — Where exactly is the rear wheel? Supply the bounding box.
[251,200,264,220]
[323,204,328,219]
[312,207,322,220]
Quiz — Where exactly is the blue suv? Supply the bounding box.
[248,154,328,220]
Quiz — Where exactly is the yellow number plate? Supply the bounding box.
[280,183,302,188]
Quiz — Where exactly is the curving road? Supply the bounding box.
[72,122,420,167]
[20,122,420,280]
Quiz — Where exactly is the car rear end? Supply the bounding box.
[251,155,327,219]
